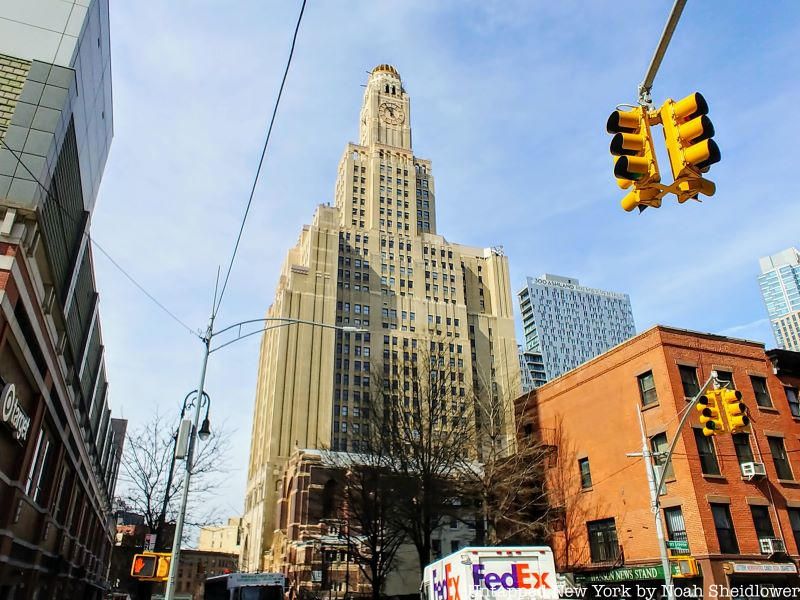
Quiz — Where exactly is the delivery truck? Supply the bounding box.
[421,547,558,600]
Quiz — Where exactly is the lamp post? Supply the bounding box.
[155,390,209,553]
[163,317,366,600]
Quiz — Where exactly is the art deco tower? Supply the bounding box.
[242,65,520,570]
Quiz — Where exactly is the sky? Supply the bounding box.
[92,1,800,528]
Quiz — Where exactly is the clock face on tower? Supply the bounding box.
[379,101,405,125]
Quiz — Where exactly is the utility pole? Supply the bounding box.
[638,0,688,106]
[628,372,718,600]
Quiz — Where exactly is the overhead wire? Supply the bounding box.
[0,137,199,337]
[212,0,308,320]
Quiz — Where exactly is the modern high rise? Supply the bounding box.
[518,274,636,380]
[0,1,123,598]
[759,247,800,351]
[242,65,521,571]
[518,345,547,392]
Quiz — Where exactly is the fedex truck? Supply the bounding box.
[421,547,558,600]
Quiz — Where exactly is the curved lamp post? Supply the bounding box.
[163,317,365,600]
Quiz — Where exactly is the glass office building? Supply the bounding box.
[518,274,636,381]
[759,248,800,351]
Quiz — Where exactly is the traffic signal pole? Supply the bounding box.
[638,0,687,106]
[630,371,718,600]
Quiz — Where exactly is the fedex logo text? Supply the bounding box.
[472,564,551,591]
[431,563,461,600]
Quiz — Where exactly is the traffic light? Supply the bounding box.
[659,92,720,202]
[131,552,171,581]
[131,554,157,578]
[720,388,750,434]
[607,106,662,212]
[696,391,724,437]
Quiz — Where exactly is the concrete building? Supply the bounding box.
[243,64,520,571]
[759,247,800,351]
[198,517,243,556]
[517,325,800,597]
[518,274,636,381]
[0,1,123,598]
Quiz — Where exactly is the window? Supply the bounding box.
[750,376,772,408]
[664,507,687,543]
[693,429,720,475]
[768,436,794,480]
[651,432,674,480]
[789,509,800,554]
[751,506,775,540]
[579,458,592,489]
[25,427,54,504]
[679,366,700,397]
[711,503,739,554]
[733,433,754,466]
[786,387,800,418]
[587,518,619,562]
[638,371,658,406]
[715,370,734,387]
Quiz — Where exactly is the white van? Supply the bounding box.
[421,547,559,600]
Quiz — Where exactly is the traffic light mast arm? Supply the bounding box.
[653,371,718,497]
[638,0,688,106]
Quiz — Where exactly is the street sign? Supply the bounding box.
[144,534,156,551]
[667,540,689,551]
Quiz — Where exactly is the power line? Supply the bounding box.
[0,137,199,337]
[213,0,308,319]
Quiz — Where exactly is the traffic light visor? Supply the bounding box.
[607,109,640,133]
[614,155,649,180]
[684,139,721,171]
[610,132,645,156]
[672,92,709,121]
[678,115,715,144]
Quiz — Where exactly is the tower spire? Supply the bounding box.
[359,64,412,150]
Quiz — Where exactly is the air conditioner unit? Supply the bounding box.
[741,462,767,480]
[759,537,786,554]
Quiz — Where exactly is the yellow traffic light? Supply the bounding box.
[720,388,750,434]
[156,555,171,579]
[696,391,724,436]
[131,552,171,581]
[659,92,720,202]
[607,107,662,212]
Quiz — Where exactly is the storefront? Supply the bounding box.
[573,563,703,599]
[719,562,800,600]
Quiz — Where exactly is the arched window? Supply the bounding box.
[385,84,389,93]
[391,85,396,94]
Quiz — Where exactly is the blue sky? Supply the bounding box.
[92,1,800,527]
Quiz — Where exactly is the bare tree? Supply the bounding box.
[539,415,609,569]
[338,462,407,600]
[118,412,232,548]
[462,374,551,546]
[362,343,475,574]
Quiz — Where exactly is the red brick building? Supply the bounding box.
[518,326,800,597]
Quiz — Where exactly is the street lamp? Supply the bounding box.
[163,317,367,600]
[155,390,210,552]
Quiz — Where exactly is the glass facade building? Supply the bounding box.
[0,1,122,598]
[758,247,800,351]
[518,274,636,381]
